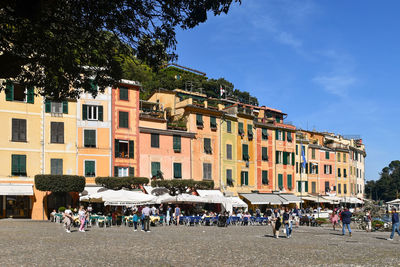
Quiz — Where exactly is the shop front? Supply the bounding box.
[0,184,34,218]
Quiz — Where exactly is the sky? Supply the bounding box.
[173,0,400,181]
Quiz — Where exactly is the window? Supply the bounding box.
[119,87,129,100]
[5,82,35,103]
[344,184,347,194]
[203,163,212,180]
[325,182,330,192]
[173,135,181,152]
[262,171,268,185]
[84,130,96,148]
[297,181,301,192]
[278,174,283,189]
[238,122,244,136]
[310,163,318,174]
[337,153,341,162]
[210,116,217,129]
[276,151,283,164]
[226,169,233,186]
[305,181,309,192]
[50,122,64,144]
[247,124,253,140]
[151,133,160,148]
[119,111,129,128]
[296,145,298,155]
[85,160,95,177]
[226,121,232,133]
[241,171,249,186]
[226,144,232,160]
[324,164,332,174]
[287,174,292,189]
[116,167,129,177]
[242,144,249,161]
[338,184,342,194]
[338,168,341,177]
[276,116,281,123]
[325,151,330,159]
[82,105,103,121]
[173,163,182,179]
[196,114,203,127]
[204,138,212,154]
[12,118,26,142]
[115,139,134,158]
[296,162,298,174]
[51,159,63,175]
[343,153,347,163]
[275,130,284,141]
[312,182,316,193]
[151,162,161,177]
[44,101,68,114]
[287,132,292,142]
[262,147,268,161]
[312,148,315,159]
[344,168,347,178]
[262,128,268,140]
[11,155,26,176]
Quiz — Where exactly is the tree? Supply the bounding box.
[35,175,85,192]
[366,160,400,201]
[0,0,240,100]
[151,179,214,196]
[95,177,149,190]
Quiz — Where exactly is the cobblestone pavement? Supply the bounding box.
[0,219,399,266]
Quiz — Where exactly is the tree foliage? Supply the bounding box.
[365,160,400,201]
[35,175,85,193]
[95,177,149,190]
[151,179,214,196]
[0,0,240,99]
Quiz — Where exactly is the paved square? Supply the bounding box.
[0,220,398,266]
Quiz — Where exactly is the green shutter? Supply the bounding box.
[278,174,283,188]
[173,135,181,151]
[227,121,231,132]
[287,174,292,189]
[240,172,244,185]
[45,100,51,113]
[129,140,134,158]
[174,163,182,178]
[114,139,119,157]
[283,151,287,165]
[114,166,119,177]
[242,144,248,160]
[151,162,160,177]
[298,181,302,192]
[210,116,216,128]
[282,131,286,141]
[62,101,68,114]
[291,152,295,166]
[82,104,87,120]
[11,155,18,175]
[326,151,329,159]
[275,129,278,140]
[27,86,34,104]
[305,181,308,192]
[276,151,279,164]
[85,161,95,176]
[5,81,13,101]
[245,172,248,185]
[316,165,319,174]
[296,145,298,155]
[98,106,103,121]
[129,167,135,176]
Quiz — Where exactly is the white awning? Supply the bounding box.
[279,194,303,204]
[240,193,289,205]
[387,198,400,204]
[302,195,331,203]
[197,190,226,204]
[226,197,248,208]
[341,197,364,204]
[0,184,33,196]
[80,186,103,196]
[322,195,341,204]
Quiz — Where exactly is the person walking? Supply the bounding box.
[365,211,372,232]
[283,208,292,238]
[166,205,171,226]
[387,207,400,241]
[142,205,152,232]
[132,210,139,232]
[78,206,86,232]
[330,211,339,231]
[63,205,73,233]
[341,207,352,237]
[174,205,181,226]
[270,209,281,238]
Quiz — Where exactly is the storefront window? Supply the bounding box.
[6,196,30,218]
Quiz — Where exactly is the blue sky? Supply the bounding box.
[174,0,400,181]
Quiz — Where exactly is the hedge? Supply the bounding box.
[151,179,214,195]
[95,177,149,190]
[35,175,85,192]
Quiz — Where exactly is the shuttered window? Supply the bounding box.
[247,124,253,140]
[242,144,249,161]
[11,155,26,176]
[51,159,63,175]
[196,114,203,127]
[12,118,26,142]
[262,128,268,140]
[82,105,103,121]
[50,122,64,144]
[84,130,96,147]
[287,174,292,189]
[312,148,315,159]
[204,138,212,154]
[238,122,244,135]
[151,162,161,177]
[119,111,129,128]
[129,167,135,177]
[278,174,283,189]
[325,181,330,192]
[297,181,301,192]
[173,135,181,152]
[312,182,316,193]
[85,161,95,177]
[283,151,288,165]
[305,181,309,192]
[151,133,160,148]
[120,87,128,100]
[287,132,292,142]
[325,151,329,159]
[226,169,233,186]
[210,116,217,129]
[262,170,268,185]
[173,163,182,179]
[226,144,232,160]
[262,147,268,161]
[241,171,249,185]
[227,121,232,133]
[203,163,212,180]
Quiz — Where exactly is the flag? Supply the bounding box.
[220,85,226,98]
[301,146,307,169]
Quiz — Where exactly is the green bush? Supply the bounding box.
[35,175,85,192]
[58,206,66,213]
[372,219,384,228]
[315,218,329,224]
[151,179,214,195]
[95,177,149,190]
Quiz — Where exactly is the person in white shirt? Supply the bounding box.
[63,205,73,233]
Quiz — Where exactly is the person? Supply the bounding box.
[270,209,281,238]
[50,209,57,222]
[63,205,73,233]
[330,211,339,231]
[387,207,400,241]
[255,208,261,218]
[365,211,372,232]
[78,206,86,232]
[341,207,352,236]
[174,205,181,226]
[142,205,152,232]
[132,210,139,232]
[166,205,171,226]
[283,208,292,238]
[151,206,157,216]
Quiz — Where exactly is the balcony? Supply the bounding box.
[238,106,254,116]
[139,100,165,120]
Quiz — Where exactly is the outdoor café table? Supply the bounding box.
[90,215,100,226]
[55,213,63,223]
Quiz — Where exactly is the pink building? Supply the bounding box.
[318,148,336,195]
